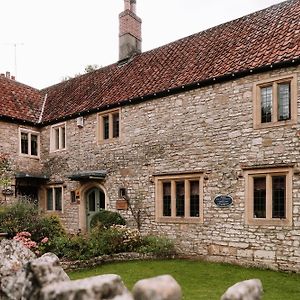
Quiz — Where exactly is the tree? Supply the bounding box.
[61,64,100,81]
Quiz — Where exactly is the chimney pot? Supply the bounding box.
[11,76,15,80]
[6,71,10,79]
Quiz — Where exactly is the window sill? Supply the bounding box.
[253,119,296,130]
[19,154,40,160]
[98,137,120,144]
[246,218,292,226]
[156,216,203,224]
[50,148,67,153]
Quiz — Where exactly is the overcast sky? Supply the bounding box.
[0,0,285,89]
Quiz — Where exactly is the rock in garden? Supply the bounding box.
[0,239,36,300]
[132,274,182,300]
[40,274,133,300]
[22,252,70,300]
[220,279,263,300]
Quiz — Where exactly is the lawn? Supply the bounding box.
[68,259,300,300]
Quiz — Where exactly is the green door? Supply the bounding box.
[86,188,105,230]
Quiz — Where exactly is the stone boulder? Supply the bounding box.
[132,275,182,300]
[22,253,70,300]
[220,279,263,300]
[0,239,36,299]
[40,274,133,300]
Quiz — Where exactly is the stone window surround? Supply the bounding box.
[155,172,204,224]
[253,74,297,129]
[244,166,293,226]
[97,108,120,143]
[45,185,64,213]
[50,122,66,153]
[19,127,40,159]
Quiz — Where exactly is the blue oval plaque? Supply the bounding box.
[214,195,233,207]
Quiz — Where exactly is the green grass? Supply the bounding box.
[68,259,300,300]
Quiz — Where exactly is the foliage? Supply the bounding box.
[136,235,175,257]
[90,209,126,229]
[45,234,93,260]
[0,200,65,242]
[0,153,12,194]
[69,260,300,300]
[90,224,141,255]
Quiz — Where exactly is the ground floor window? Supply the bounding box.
[155,172,203,223]
[46,186,63,211]
[244,167,292,226]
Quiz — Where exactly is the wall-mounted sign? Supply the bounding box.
[214,195,233,207]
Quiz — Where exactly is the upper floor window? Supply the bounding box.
[46,186,63,212]
[244,167,292,226]
[19,128,39,158]
[98,109,120,142]
[50,123,66,152]
[253,74,297,129]
[155,172,204,223]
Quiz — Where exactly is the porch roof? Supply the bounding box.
[15,173,50,181]
[68,170,107,181]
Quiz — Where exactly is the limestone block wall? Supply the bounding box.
[0,122,43,203]
[37,65,300,271]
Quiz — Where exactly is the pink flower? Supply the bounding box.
[41,237,49,244]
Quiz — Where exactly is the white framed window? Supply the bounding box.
[155,172,204,223]
[50,123,66,152]
[253,74,297,129]
[244,167,293,226]
[46,186,63,212]
[98,109,120,142]
[19,128,40,158]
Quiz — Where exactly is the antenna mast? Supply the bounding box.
[0,42,24,78]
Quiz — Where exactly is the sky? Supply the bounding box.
[0,0,286,89]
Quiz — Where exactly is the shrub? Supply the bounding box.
[90,209,126,229]
[90,224,141,255]
[0,200,39,238]
[0,200,65,242]
[137,235,176,257]
[45,234,93,260]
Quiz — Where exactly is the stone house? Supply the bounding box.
[1,0,300,271]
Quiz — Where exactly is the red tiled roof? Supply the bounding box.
[1,0,300,124]
[0,76,43,123]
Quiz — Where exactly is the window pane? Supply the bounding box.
[176,181,185,217]
[61,126,66,149]
[190,181,199,217]
[55,187,62,211]
[278,83,291,121]
[21,132,29,154]
[163,182,171,216]
[88,191,96,212]
[272,176,286,218]
[261,86,272,123]
[112,113,119,138]
[31,134,38,156]
[54,128,60,149]
[253,177,266,218]
[103,116,109,139]
[47,188,53,210]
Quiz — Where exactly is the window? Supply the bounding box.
[98,109,120,141]
[19,129,39,157]
[50,123,66,152]
[244,167,292,226]
[155,173,203,223]
[253,75,297,128]
[46,186,63,211]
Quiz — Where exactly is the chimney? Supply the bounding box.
[5,71,10,79]
[119,0,142,61]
